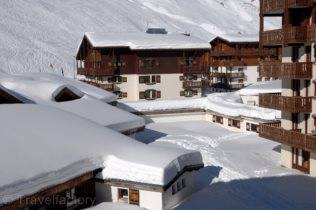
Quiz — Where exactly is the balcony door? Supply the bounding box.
[292,80,300,97]
[292,147,310,174]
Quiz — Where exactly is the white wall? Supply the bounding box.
[243,65,259,85]
[280,144,292,169]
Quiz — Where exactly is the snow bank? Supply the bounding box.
[0,105,202,205]
[84,32,210,50]
[121,90,281,121]
[85,203,147,210]
[239,80,282,96]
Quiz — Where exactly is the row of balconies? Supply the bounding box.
[210,48,277,57]
[262,26,316,46]
[259,123,316,153]
[183,81,204,89]
[259,61,313,79]
[210,72,245,78]
[259,93,312,113]
[262,0,315,15]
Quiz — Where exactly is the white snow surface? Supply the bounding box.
[136,120,316,210]
[0,73,145,132]
[211,33,259,43]
[239,80,282,96]
[0,105,202,205]
[85,203,146,210]
[84,32,210,50]
[120,90,281,120]
[0,0,279,76]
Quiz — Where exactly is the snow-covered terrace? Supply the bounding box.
[0,73,145,133]
[85,203,147,210]
[82,32,211,51]
[0,105,203,206]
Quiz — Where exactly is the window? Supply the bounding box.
[0,89,23,104]
[118,188,129,203]
[180,90,198,97]
[139,90,161,100]
[114,91,128,99]
[108,76,127,84]
[139,58,158,69]
[54,87,82,102]
[139,75,161,84]
[172,178,187,195]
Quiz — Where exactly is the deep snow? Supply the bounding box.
[0,0,279,76]
[135,120,316,210]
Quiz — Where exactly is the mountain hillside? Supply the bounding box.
[0,0,274,76]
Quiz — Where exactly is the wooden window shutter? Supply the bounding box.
[212,116,216,123]
[123,92,128,98]
[193,90,198,95]
[157,75,161,83]
[180,91,185,96]
[246,123,250,131]
[237,121,240,129]
[122,77,127,82]
[228,119,232,126]
[157,91,161,99]
[179,76,184,81]
[139,92,145,99]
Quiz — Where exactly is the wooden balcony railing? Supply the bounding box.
[262,0,285,14]
[287,0,314,8]
[259,94,312,113]
[210,72,245,78]
[183,81,203,89]
[259,61,313,79]
[261,29,284,46]
[79,80,115,92]
[210,60,245,67]
[259,124,316,152]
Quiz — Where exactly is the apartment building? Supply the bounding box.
[209,36,279,91]
[259,0,316,175]
[76,29,210,101]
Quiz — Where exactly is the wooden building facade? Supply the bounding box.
[76,32,210,101]
[210,36,279,91]
[259,0,316,175]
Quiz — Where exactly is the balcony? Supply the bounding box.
[287,0,314,8]
[259,123,316,152]
[210,60,245,67]
[261,29,284,46]
[210,72,245,78]
[259,61,313,79]
[259,94,312,113]
[284,26,316,44]
[183,81,203,89]
[262,0,284,15]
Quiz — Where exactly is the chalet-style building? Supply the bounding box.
[76,30,210,101]
[209,35,279,91]
[258,0,316,176]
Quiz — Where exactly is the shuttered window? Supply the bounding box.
[139,75,161,84]
[139,90,161,100]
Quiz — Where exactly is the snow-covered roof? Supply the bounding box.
[21,72,117,103]
[239,80,281,96]
[0,105,202,205]
[83,32,211,50]
[210,34,259,44]
[85,203,147,210]
[0,74,145,133]
[120,89,281,121]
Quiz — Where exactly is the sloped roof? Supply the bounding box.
[83,32,211,50]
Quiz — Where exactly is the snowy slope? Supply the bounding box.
[0,0,276,76]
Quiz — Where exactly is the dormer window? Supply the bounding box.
[54,87,82,102]
[0,88,23,104]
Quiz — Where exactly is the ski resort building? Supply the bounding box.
[75,30,210,101]
[0,104,203,210]
[209,36,279,91]
[258,0,316,176]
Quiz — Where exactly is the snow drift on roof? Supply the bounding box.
[211,34,259,43]
[21,72,117,103]
[239,80,281,96]
[84,32,211,50]
[0,74,144,132]
[0,105,202,205]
